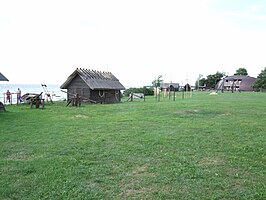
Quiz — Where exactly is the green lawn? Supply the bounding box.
[0,92,265,199]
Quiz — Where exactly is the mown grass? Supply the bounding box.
[0,92,265,199]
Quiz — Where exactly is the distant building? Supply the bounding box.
[198,85,206,91]
[181,83,192,91]
[60,68,125,103]
[159,83,180,97]
[160,83,180,91]
[216,75,256,92]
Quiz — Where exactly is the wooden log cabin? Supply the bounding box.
[60,68,125,104]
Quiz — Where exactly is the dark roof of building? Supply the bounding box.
[160,83,180,89]
[223,75,256,81]
[60,68,125,90]
[0,73,9,81]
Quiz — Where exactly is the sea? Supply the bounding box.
[0,83,67,104]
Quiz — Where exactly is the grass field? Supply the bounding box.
[0,92,265,199]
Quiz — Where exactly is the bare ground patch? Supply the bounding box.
[120,165,157,198]
[173,109,201,115]
[198,157,225,166]
[5,152,40,161]
[121,187,154,199]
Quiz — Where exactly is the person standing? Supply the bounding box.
[6,90,11,103]
[17,88,22,103]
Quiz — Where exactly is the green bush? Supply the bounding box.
[123,87,154,97]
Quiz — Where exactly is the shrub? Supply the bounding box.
[123,87,154,97]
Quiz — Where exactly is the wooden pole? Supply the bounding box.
[143,87,146,102]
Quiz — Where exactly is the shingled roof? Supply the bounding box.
[0,72,9,81]
[60,68,125,90]
[216,75,256,91]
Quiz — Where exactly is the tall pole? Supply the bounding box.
[198,74,203,90]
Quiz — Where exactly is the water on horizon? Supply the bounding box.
[0,83,66,104]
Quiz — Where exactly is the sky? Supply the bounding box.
[1,0,266,87]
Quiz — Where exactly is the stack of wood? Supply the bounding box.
[62,90,97,107]
[29,92,45,109]
[67,93,81,107]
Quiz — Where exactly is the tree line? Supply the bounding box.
[252,68,266,91]
[124,67,266,96]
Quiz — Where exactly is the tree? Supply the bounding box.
[234,68,248,76]
[152,75,163,87]
[253,67,266,91]
[197,78,206,87]
[205,71,225,89]
[195,78,207,90]
[152,75,163,101]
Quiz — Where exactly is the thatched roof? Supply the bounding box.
[60,68,125,90]
[0,72,9,81]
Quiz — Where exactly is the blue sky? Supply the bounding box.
[0,0,266,87]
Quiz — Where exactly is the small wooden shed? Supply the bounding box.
[60,68,125,104]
